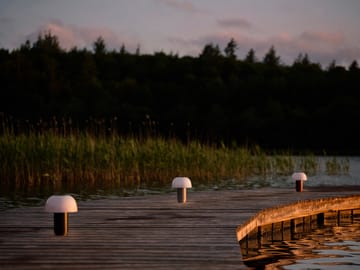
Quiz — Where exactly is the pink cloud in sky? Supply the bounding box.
[25,19,358,67]
[42,21,79,48]
[254,31,351,65]
[259,31,358,66]
[26,20,139,52]
[170,28,357,66]
[299,31,344,45]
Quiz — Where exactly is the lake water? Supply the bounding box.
[240,212,360,269]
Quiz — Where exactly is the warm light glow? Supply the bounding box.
[45,195,78,213]
[172,177,192,188]
[292,172,307,181]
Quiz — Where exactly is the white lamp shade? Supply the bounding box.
[45,195,78,213]
[292,172,307,181]
[172,177,192,188]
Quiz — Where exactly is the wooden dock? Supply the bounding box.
[1,187,360,269]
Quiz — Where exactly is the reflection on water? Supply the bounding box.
[240,210,360,269]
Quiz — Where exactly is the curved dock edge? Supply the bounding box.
[236,194,360,242]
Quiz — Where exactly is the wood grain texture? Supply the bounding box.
[1,187,360,269]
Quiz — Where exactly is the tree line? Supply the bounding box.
[1,33,360,154]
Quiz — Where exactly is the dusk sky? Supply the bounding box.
[1,0,360,67]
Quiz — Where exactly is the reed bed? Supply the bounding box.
[0,117,350,197]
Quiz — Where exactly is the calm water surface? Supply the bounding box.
[241,216,360,269]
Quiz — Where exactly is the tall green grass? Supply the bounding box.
[0,117,350,197]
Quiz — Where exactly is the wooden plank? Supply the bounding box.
[236,194,360,241]
[1,187,360,269]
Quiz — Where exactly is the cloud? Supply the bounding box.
[0,16,12,24]
[299,31,344,45]
[264,31,360,67]
[25,20,139,52]
[156,0,202,13]
[169,29,359,67]
[167,36,204,56]
[169,31,256,58]
[40,21,79,48]
[217,18,252,29]
[24,19,359,67]
[265,31,351,65]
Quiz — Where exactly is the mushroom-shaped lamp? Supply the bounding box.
[172,177,192,203]
[292,172,307,192]
[45,195,78,236]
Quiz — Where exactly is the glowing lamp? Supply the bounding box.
[292,172,307,192]
[45,195,78,236]
[172,177,192,203]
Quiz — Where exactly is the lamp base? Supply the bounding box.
[54,213,68,236]
[177,188,187,203]
[295,180,304,192]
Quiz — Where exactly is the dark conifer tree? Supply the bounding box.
[224,38,237,59]
[244,48,257,63]
[263,45,280,66]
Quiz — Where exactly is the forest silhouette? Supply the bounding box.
[1,33,359,154]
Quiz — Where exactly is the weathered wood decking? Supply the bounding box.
[1,187,360,269]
